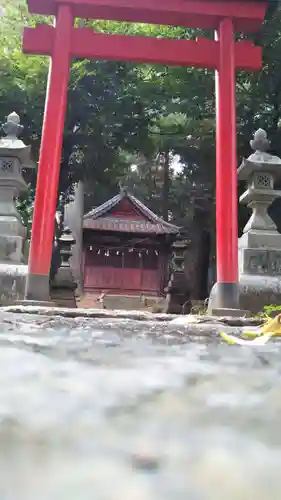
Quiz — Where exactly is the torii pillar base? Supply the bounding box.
[25,273,53,303]
[207,282,248,317]
[16,300,55,307]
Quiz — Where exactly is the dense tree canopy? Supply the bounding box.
[0,0,280,241]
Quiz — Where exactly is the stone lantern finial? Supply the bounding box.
[119,182,128,196]
[0,112,34,168]
[250,128,270,153]
[2,112,23,140]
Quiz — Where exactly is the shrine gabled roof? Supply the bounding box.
[83,190,180,235]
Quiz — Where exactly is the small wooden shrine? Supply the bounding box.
[83,189,180,296]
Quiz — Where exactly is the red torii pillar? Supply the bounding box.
[214,18,238,310]
[24,5,74,302]
[22,0,267,307]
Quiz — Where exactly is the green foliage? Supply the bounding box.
[264,305,281,316]
[1,0,281,244]
[16,191,34,240]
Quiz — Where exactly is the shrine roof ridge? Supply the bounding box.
[83,190,180,234]
[26,0,269,33]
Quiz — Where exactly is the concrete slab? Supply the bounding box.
[0,305,265,327]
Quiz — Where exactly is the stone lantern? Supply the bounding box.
[165,237,191,314]
[171,239,187,272]
[238,128,281,312]
[0,112,35,263]
[50,227,77,308]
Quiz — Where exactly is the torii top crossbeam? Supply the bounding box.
[27,0,267,32]
[23,0,269,70]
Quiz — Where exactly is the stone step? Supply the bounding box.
[79,293,163,311]
[78,294,103,309]
[103,295,146,311]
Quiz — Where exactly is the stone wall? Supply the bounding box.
[0,264,27,304]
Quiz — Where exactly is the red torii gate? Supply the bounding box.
[22,0,267,308]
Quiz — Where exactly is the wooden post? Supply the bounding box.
[25,5,73,301]
[214,18,239,309]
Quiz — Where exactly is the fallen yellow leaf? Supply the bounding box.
[220,331,273,346]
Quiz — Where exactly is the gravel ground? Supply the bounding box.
[0,312,279,500]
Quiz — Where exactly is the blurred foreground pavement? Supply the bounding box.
[0,312,279,500]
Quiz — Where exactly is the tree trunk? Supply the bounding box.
[162,150,170,221]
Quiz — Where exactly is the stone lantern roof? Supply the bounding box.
[0,112,35,169]
[238,129,281,181]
